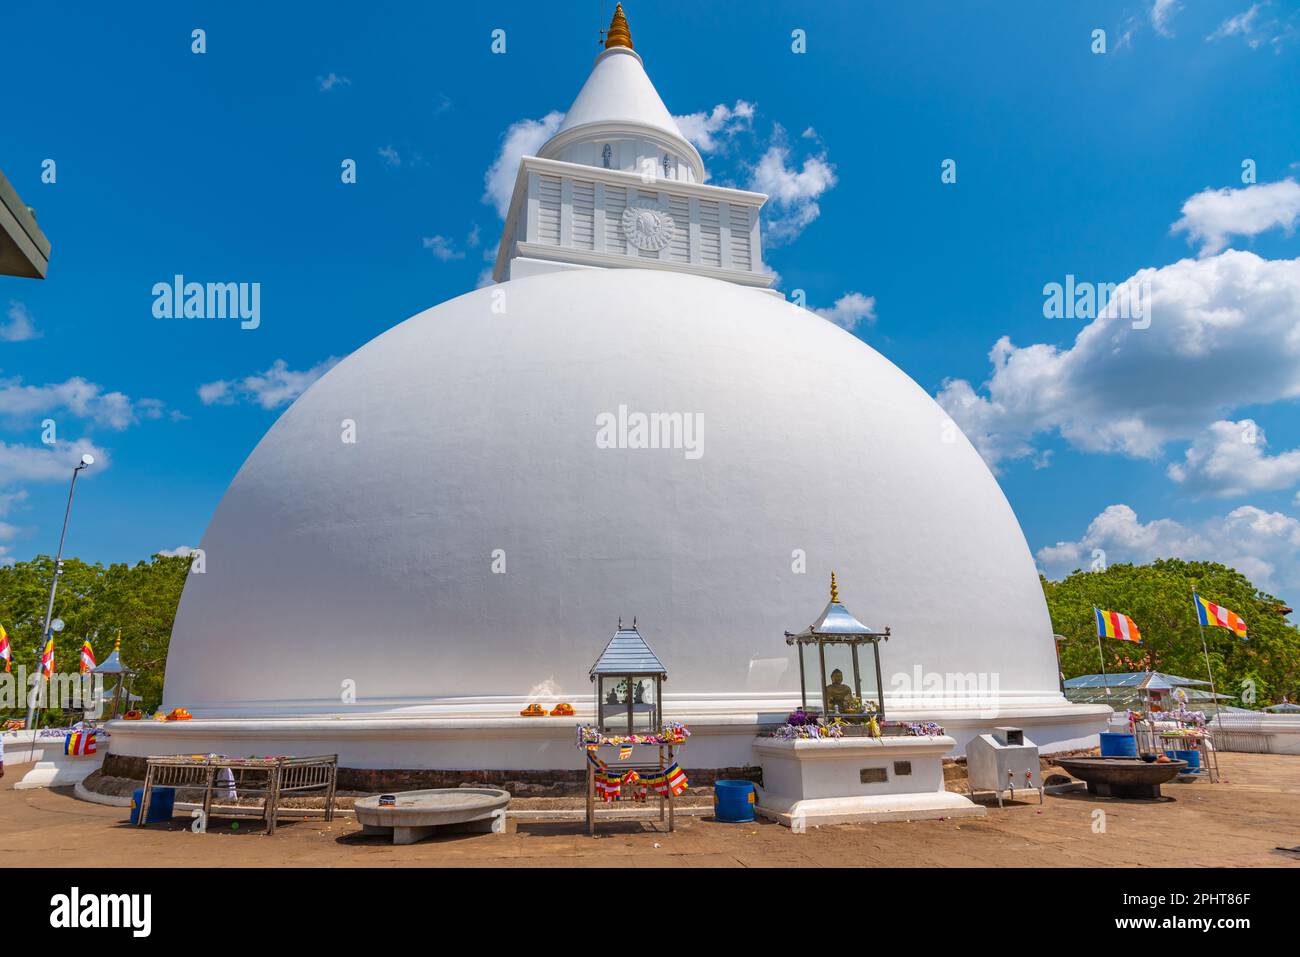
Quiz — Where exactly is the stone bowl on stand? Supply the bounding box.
[354,788,510,844]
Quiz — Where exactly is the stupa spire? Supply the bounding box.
[605,3,634,50]
[830,572,840,603]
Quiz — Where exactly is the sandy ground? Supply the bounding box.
[3,752,1299,867]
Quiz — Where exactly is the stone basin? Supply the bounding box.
[354,788,510,844]
[1053,757,1188,799]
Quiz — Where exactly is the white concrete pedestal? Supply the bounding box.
[15,750,104,790]
[752,734,984,831]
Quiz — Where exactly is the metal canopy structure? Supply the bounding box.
[1065,671,1210,692]
[785,573,890,722]
[1063,670,1232,713]
[91,636,139,719]
[0,168,50,279]
[589,619,666,733]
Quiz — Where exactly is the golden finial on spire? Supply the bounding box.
[605,3,634,49]
[830,571,840,603]
[114,628,121,652]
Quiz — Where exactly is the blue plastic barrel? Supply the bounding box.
[713,779,756,823]
[1099,732,1137,757]
[1165,749,1201,772]
[129,786,176,825]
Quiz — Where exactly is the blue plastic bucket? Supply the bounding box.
[1165,749,1201,772]
[713,779,756,823]
[1099,732,1137,757]
[129,786,176,825]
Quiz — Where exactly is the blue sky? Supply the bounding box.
[3,1,1300,602]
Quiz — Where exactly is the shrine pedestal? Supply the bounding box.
[752,734,984,830]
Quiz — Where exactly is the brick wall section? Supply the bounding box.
[101,753,761,795]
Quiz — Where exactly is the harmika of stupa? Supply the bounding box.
[107,5,1108,781]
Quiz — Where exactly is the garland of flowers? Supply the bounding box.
[1169,708,1208,728]
[771,722,843,740]
[768,717,945,739]
[902,721,945,737]
[575,722,691,750]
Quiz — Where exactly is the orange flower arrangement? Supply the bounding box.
[519,703,547,716]
[166,707,193,721]
[550,702,575,716]
[122,710,143,721]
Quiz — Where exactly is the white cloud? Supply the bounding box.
[0,375,146,430]
[1206,4,1293,49]
[0,490,28,562]
[1208,4,1262,42]
[157,545,199,557]
[316,72,351,92]
[747,137,837,246]
[198,357,340,410]
[483,111,565,218]
[937,250,1300,470]
[673,101,754,154]
[0,489,28,516]
[1038,503,1300,600]
[813,292,877,331]
[1168,419,1300,497]
[0,439,109,483]
[422,235,464,261]
[1,301,40,342]
[196,380,230,405]
[1151,0,1180,36]
[1172,178,1300,256]
[377,145,401,168]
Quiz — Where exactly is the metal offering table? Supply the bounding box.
[582,736,686,835]
[136,754,338,835]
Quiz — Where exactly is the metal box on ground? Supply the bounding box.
[966,727,1043,807]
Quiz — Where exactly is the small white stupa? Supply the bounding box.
[110,5,1107,774]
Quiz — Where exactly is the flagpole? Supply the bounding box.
[1193,590,1222,730]
[25,456,92,729]
[1093,609,1111,695]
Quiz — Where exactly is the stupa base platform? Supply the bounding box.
[101,701,1110,776]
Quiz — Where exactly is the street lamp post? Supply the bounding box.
[25,453,94,729]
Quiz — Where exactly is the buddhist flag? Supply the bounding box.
[1095,607,1141,643]
[665,762,689,796]
[618,744,633,760]
[0,624,10,673]
[79,639,96,674]
[1194,593,1247,639]
[64,730,97,756]
[39,636,55,679]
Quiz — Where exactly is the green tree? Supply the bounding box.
[0,554,192,720]
[1043,559,1300,706]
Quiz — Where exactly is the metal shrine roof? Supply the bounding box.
[589,623,667,679]
[92,642,135,676]
[785,573,889,643]
[1064,671,1209,691]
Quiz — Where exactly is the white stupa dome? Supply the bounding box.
[138,6,1105,768]
[164,268,1066,721]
